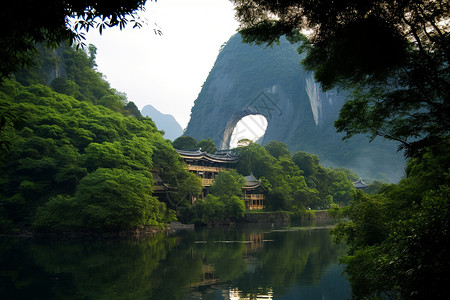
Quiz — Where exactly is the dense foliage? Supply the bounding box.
[236,141,356,212]
[0,43,142,155]
[14,43,141,117]
[191,170,246,224]
[0,80,178,232]
[332,151,450,299]
[0,45,189,233]
[164,172,203,213]
[172,136,198,150]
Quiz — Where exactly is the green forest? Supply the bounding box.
[236,141,357,211]
[0,43,360,233]
[329,150,450,298]
[0,43,191,232]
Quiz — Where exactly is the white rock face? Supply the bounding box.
[305,73,335,126]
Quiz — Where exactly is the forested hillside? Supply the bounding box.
[0,44,190,233]
[13,43,141,118]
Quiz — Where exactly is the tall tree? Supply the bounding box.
[197,138,217,154]
[209,169,246,198]
[192,170,246,223]
[172,136,198,150]
[231,0,450,157]
[0,0,152,82]
[264,140,291,159]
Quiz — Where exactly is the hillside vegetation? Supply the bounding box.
[0,44,190,233]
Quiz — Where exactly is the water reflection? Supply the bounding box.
[0,222,350,300]
[228,287,273,300]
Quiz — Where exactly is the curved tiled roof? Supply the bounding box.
[244,173,262,189]
[176,149,240,163]
[353,178,368,188]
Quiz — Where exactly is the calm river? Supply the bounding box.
[0,222,350,299]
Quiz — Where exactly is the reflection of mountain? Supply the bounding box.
[141,104,183,141]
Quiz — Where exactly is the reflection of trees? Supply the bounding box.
[182,228,248,283]
[0,226,347,299]
[1,234,203,300]
[236,228,347,296]
[180,226,347,299]
[29,234,181,299]
[0,238,65,299]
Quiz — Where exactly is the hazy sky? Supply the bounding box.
[84,0,239,129]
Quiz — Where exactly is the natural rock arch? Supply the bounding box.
[222,111,269,149]
[184,34,405,182]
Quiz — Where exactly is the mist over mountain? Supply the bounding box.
[184,34,405,182]
[141,104,183,141]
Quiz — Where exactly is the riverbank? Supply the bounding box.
[241,210,334,225]
[2,211,335,237]
[1,221,195,238]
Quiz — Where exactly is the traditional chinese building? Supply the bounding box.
[243,173,265,210]
[176,149,265,209]
[151,168,176,202]
[353,178,369,189]
[176,149,239,186]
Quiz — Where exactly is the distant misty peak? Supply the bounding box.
[141,105,183,141]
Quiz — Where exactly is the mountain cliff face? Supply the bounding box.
[141,105,183,141]
[184,34,404,182]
